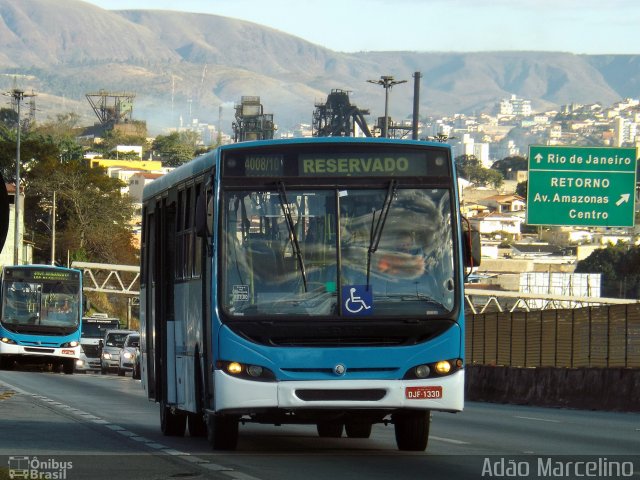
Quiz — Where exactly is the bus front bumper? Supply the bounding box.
[0,342,80,360]
[213,369,464,414]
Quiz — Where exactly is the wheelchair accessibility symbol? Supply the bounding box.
[342,285,373,316]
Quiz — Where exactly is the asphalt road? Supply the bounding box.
[1,368,639,480]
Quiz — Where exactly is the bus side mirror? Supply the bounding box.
[195,192,213,238]
[462,222,481,269]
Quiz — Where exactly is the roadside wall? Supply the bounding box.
[465,365,640,412]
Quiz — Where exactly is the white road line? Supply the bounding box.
[430,435,469,445]
[224,472,265,480]
[161,449,188,456]
[514,415,560,423]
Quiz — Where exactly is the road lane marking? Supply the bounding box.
[514,415,560,423]
[224,472,265,480]
[430,435,469,445]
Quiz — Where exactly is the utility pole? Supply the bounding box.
[5,88,37,265]
[367,75,407,138]
[51,190,56,265]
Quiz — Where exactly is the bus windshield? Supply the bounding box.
[81,321,120,338]
[221,186,454,318]
[1,280,80,328]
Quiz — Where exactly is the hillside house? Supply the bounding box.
[478,194,526,213]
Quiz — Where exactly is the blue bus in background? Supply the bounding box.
[0,265,82,374]
[140,138,480,451]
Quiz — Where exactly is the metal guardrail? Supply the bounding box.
[464,288,639,314]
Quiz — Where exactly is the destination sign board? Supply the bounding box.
[526,146,638,227]
[222,146,451,178]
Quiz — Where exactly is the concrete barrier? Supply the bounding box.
[465,365,640,412]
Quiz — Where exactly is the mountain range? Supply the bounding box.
[1,0,639,134]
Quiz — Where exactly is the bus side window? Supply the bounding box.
[193,183,202,277]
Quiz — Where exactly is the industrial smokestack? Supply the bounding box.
[412,72,421,140]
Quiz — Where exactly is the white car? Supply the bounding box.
[118,333,140,377]
[101,329,136,374]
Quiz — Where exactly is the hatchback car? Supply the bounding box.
[118,333,140,377]
[100,329,136,374]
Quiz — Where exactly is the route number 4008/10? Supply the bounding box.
[405,386,443,399]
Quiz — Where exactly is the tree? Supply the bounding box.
[491,156,528,177]
[515,180,527,198]
[152,131,199,167]
[455,154,503,189]
[10,117,140,266]
[574,242,640,299]
[26,155,136,265]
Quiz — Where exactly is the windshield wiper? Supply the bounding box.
[366,180,398,286]
[277,181,308,292]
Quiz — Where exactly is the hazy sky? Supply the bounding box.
[82,0,638,54]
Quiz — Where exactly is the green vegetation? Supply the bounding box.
[0,108,138,267]
[575,242,640,298]
[455,154,503,189]
[151,131,200,167]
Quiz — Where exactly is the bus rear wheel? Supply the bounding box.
[393,410,431,451]
[188,413,207,437]
[62,359,75,375]
[206,414,239,450]
[160,403,186,436]
[317,421,343,438]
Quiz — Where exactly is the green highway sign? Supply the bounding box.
[526,145,638,227]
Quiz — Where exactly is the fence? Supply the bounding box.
[466,303,640,368]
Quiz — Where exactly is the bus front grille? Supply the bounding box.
[295,389,387,401]
[24,347,55,354]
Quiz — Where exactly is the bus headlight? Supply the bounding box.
[217,361,276,382]
[102,352,111,360]
[61,341,79,348]
[434,361,451,375]
[1,337,16,345]
[414,365,431,378]
[403,358,463,380]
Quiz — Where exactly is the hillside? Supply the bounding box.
[0,0,638,133]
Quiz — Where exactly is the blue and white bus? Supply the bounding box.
[0,265,82,374]
[140,138,479,451]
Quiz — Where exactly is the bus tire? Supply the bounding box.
[188,413,207,437]
[160,402,186,436]
[62,359,75,375]
[0,356,12,370]
[345,421,372,438]
[206,414,239,450]
[317,422,343,438]
[393,410,430,451]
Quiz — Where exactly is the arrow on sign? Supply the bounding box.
[535,153,543,163]
[616,193,630,206]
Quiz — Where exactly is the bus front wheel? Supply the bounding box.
[345,420,372,438]
[206,413,239,450]
[393,410,431,451]
[317,421,343,438]
[62,359,75,375]
[160,403,186,436]
[0,356,13,370]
